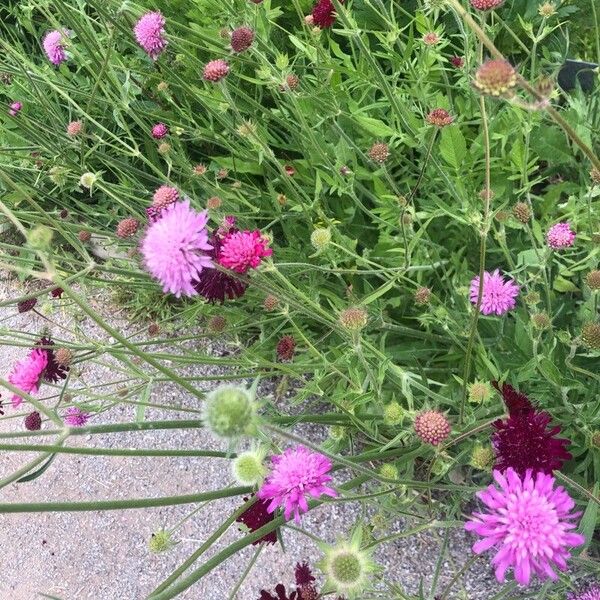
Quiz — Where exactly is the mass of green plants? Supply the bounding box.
[0,0,599,598]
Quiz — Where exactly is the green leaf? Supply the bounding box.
[576,482,599,554]
[136,382,153,422]
[17,454,57,483]
[353,115,395,138]
[439,126,467,170]
[553,276,579,293]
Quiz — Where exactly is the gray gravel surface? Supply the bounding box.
[0,276,545,600]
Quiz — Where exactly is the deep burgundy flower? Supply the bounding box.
[492,383,572,476]
[294,562,315,586]
[18,298,37,313]
[236,496,278,545]
[312,0,344,28]
[50,287,64,299]
[276,335,296,361]
[258,584,300,600]
[35,337,69,383]
[193,223,248,303]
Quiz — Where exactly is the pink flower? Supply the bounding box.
[203,59,230,82]
[546,222,576,249]
[141,200,213,297]
[67,120,82,136]
[465,468,585,586]
[218,230,272,273]
[151,122,169,139]
[470,269,519,315]
[152,185,179,209]
[8,349,48,408]
[43,30,68,65]
[64,406,90,427]
[133,11,167,60]
[9,102,22,116]
[258,446,337,523]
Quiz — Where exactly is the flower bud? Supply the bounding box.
[202,385,257,439]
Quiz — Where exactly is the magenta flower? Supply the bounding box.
[492,382,572,476]
[465,468,585,586]
[258,446,337,523]
[470,269,519,315]
[151,122,169,139]
[140,200,213,297]
[9,102,22,116]
[133,11,167,60]
[64,406,90,427]
[312,0,343,28]
[569,586,600,600]
[546,222,576,249]
[7,349,48,408]
[218,230,272,274]
[42,30,68,66]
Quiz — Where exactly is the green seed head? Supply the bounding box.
[531,312,552,330]
[311,227,332,250]
[470,445,494,471]
[28,225,53,251]
[581,322,600,350]
[383,401,404,426]
[379,463,398,480]
[232,448,267,486]
[467,380,492,404]
[148,529,176,553]
[339,307,368,332]
[203,386,256,439]
[79,172,97,189]
[329,424,346,441]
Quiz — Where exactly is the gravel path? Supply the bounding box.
[0,275,533,599]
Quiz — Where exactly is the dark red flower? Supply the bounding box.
[450,55,464,68]
[236,496,278,545]
[50,287,64,299]
[193,229,248,303]
[276,335,296,361]
[258,584,300,600]
[312,0,343,28]
[18,298,37,313]
[25,411,41,431]
[35,337,69,383]
[492,383,572,476]
[294,562,315,586]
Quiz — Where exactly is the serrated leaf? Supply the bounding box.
[439,126,467,170]
[353,115,395,138]
[553,276,579,293]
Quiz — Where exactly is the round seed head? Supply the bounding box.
[339,307,368,331]
[202,386,256,438]
[581,322,600,350]
[474,59,517,96]
[231,26,254,53]
[414,286,432,306]
[383,401,404,425]
[368,142,389,164]
[414,410,451,445]
[585,269,600,291]
[148,529,176,553]
[116,217,139,238]
[231,448,267,485]
[426,108,453,127]
[311,227,332,250]
[512,202,531,223]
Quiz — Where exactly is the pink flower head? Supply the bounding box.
[203,59,230,82]
[64,406,90,427]
[133,11,167,60]
[258,446,337,523]
[546,222,576,249]
[141,200,213,297]
[8,349,48,408]
[67,120,82,136]
[465,468,585,586]
[43,30,68,66]
[9,102,22,116]
[151,122,169,139]
[152,185,179,209]
[450,55,464,68]
[569,586,600,600]
[218,230,272,273]
[312,0,343,28]
[470,269,519,315]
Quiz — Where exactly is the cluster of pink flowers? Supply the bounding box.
[469,269,519,315]
[134,11,167,60]
[258,446,337,523]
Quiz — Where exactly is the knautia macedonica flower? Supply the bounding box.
[203,59,230,82]
[470,0,504,10]
[569,585,600,600]
[232,447,268,486]
[193,224,249,303]
[24,411,42,431]
[133,11,167,60]
[140,200,213,298]
[64,406,90,427]
[116,217,139,239]
[546,221,576,249]
[312,0,343,28]
[18,298,37,313]
[8,349,48,408]
[43,30,68,66]
[414,410,451,445]
[218,230,272,273]
[368,142,389,164]
[470,269,519,315]
[9,101,22,116]
[422,32,440,45]
[465,468,585,585]
[426,108,453,127]
[276,335,296,361]
[474,59,517,96]
[538,2,557,17]
[414,286,432,305]
[202,385,257,439]
[318,528,377,599]
[230,26,254,52]
[311,227,332,250]
[151,122,169,139]
[67,120,82,137]
[236,495,278,545]
[79,172,98,190]
[54,347,72,367]
[264,294,279,311]
[35,337,68,383]
[258,445,337,523]
[339,307,368,331]
[492,382,572,475]
[512,201,531,223]
[152,185,179,210]
[450,55,464,68]
[207,314,227,333]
